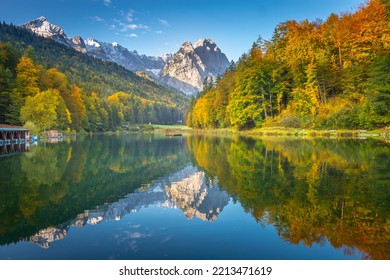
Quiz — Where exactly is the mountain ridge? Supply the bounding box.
[0,21,188,107]
[21,16,230,96]
[161,39,230,95]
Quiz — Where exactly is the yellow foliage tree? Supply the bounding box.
[20,89,60,132]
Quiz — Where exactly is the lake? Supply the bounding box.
[0,134,389,260]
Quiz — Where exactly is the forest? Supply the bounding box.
[187,0,390,130]
[0,23,188,133]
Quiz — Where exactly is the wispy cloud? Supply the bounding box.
[120,23,148,32]
[158,19,171,27]
[125,10,134,22]
[91,16,104,22]
[126,33,138,38]
[112,9,150,38]
[119,10,134,22]
[155,30,164,34]
[120,24,138,31]
[104,0,112,7]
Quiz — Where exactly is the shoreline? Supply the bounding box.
[190,126,390,139]
[38,125,390,140]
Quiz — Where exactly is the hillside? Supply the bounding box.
[0,22,189,108]
[20,17,231,96]
[0,22,191,131]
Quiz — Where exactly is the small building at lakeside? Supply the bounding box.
[0,124,30,145]
[45,130,60,138]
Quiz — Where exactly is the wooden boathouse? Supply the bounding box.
[0,124,30,145]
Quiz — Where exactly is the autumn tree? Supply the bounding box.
[226,43,274,128]
[15,56,40,98]
[83,92,109,132]
[20,89,60,132]
[67,85,86,130]
[5,55,41,124]
[289,62,320,118]
[188,0,389,130]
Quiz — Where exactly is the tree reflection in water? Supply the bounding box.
[0,134,388,259]
[187,136,390,259]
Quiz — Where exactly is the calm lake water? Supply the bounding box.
[0,134,389,260]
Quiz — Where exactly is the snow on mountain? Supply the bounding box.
[84,37,101,49]
[21,17,230,96]
[21,17,165,76]
[21,16,73,47]
[85,37,166,74]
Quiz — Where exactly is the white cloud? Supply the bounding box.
[120,23,148,32]
[91,16,104,22]
[104,0,112,7]
[155,30,164,34]
[121,24,138,31]
[126,33,138,38]
[115,9,149,35]
[130,232,142,238]
[109,24,116,30]
[158,19,171,27]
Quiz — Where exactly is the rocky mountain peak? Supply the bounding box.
[70,36,87,53]
[70,35,83,44]
[162,53,173,63]
[22,16,75,49]
[180,41,195,53]
[21,17,230,96]
[160,38,230,95]
[194,38,218,51]
[22,16,66,38]
[36,16,47,22]
[193,38,230,78]
[85,37,101,49]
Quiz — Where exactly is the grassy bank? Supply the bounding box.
[191,126,390,138]
[152,124,192,136]
[82,124,390,139]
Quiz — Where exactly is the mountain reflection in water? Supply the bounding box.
[28,165,229,249]
[0,134,389,259]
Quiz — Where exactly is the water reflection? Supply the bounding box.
[187,136,390,259]
[27,165,229,248]
[0,143,30,156]
[0,134,389,259]
[0,134,190,246]
[164,166,229,221]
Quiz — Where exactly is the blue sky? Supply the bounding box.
[1,0,364,61]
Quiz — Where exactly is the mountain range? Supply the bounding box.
[21,17,230,95]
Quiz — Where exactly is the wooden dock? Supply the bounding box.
[0,124,30,146]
